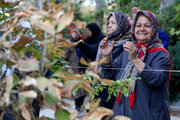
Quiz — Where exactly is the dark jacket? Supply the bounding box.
[96,12,131,109]
[98,36,131,109]
[77,23,105,61]
[101,48,172,120]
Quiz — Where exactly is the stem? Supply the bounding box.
[40,32,47,76]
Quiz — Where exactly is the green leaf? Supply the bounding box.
[18,96,27,106]
[45,91,59,106]
[37,77,48,91]
[72,85,81,96]
[55,108,70,120]
[13,73,20,84]
[51,71,62,77]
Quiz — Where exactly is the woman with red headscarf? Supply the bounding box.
[100,11,172,120]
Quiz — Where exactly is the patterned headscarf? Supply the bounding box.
[107,12,131,41]
[116,11,164,108]
[95,12,131,71]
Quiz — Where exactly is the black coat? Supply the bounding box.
[77,23,105,61]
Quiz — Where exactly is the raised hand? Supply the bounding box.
[100,37,114,57]
[123,41,137,61]
[132,7,139,19]
[70,22,81,40]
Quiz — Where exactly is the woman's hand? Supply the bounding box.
[123,41,145,73]
[70,22,81,40]
[100,37,114,57]
[123,41,137,61]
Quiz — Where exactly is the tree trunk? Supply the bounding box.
[95,0,105,30]
[159,0,176,13]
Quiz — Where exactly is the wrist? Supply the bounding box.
[103,55,111,64]
[73,36,81,42]
[130,57,138,63]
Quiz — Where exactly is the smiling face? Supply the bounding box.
[107,15,118,35]
[135,15,153,44]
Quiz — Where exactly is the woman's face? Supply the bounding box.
[135,15,153,44]
[87,28,92,37]
[107,16,118,35]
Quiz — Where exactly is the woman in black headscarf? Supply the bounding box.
[75,23,105,61]
[85,23,105,45]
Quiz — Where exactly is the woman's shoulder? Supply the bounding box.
[146,48,172,65]
[148,47,171,59]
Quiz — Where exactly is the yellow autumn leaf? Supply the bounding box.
[82,106,113,120]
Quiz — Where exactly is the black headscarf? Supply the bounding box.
[84,23,105,45]
[107,12,131,41]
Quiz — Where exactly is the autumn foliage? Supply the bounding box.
[0,0,132,120]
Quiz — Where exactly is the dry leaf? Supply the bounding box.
[37,77,48,92]
[30,19,55,35]
[47,79,61,100]
[35,29,43,40]
[59,80,79,98]
[0,0,20,8]
[22,76,38,87]
[82,106,113,120]
[19,102,31,120]
[80,57,106,68]
[16,58,39,72]
[113,116,131,120]
[49,78,63,88]
[11,35,33,51]
[86,71,113,86]
[20,90,37,98]
[56,7,75,33]
[53,3,65,18]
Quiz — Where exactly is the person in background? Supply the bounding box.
[96,12,131,109]
[70,12,131,110]
[68,22,105,111]
[100,10,172,120]
[71,22,105,62]
[158,29,170,49]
